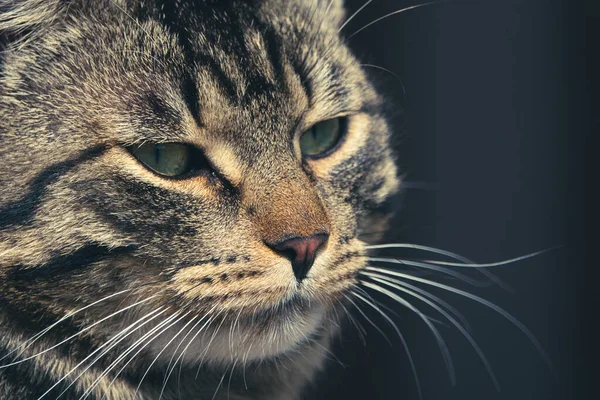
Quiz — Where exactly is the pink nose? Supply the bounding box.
[267,233,329,281]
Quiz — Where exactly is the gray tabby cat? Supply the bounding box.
[0,0,401,398]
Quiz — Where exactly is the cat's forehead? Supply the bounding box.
[110,0,365,142]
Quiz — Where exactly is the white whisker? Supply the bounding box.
[364,266,553,371]
[80,311,183,400]
[100,311,193,400]
[361,281,456,386]
[353,285,405,322]
[360,63,406,102]
[363,271,471,331]
[337,0,372,33]
[343,293,391,345]
[0,289,130,364]
[192,311,229,379]
[352,291,423,400]
[348,1,447,39]
[211,364,230,400]
[1,294,156,369]
[227,358,238,400]
[365,243,511,291]
[161,310,213,387]
[134,314,199,396]
[421,247,559,268]
[37,307,166,400]
[337,298,367,347]
[159,308,221,398]
[368,257,491,287]
[364,273,500,390]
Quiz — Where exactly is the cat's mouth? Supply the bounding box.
[154,252,360,364]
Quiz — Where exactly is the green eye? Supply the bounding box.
[130,143,194,177]
[299,118,344,158]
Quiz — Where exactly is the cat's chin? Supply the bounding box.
[151,300,334,366]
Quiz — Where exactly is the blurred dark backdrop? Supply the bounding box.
[311,1,591,399]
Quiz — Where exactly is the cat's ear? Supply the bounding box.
[0,0,69,49]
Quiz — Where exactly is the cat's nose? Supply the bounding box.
[267,233,329,282]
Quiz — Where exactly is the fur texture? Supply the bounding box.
[0,1,399,399]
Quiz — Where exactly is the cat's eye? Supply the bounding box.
[300,118,345,158]
[130,142,202,177]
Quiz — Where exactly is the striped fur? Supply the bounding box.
[0,1,400,399]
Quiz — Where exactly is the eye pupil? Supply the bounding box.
[155,144,162,164]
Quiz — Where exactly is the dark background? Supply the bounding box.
[312,1,591,399]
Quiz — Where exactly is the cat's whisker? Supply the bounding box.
[313,332,345,367]
[352,285,396,320]
[359,272,471,332]
[187,312,228,387]
[158,308,222,399]
[229,305,246,355]
[337,0,372,33]
[134,314,199,396]
[328,302,342,329]
[364,266,554,372]
[366,243,473,261]
[47,307,168,400]
[194,311,232,376]
[101,311,194,400]
[348,1,449,39]
[180,313,220,400]
[351,291,423,400]
[160,302,218,386]
[363,273,500,390]
[158,305,220,396]
[365,243,512,291]
[360,281,456,386]
[227,358,239,400]
[0,289,131,364]
[343,292,391,345]
[187,311,230,396]
[241,341,254,390]
[360,63,407,103]
[353,284,410,323]
[211,364,230,400]
[0,294,157,369]
[337,297,367,347]
[80,311,184,400]
[421,247,560,268]
[368,257,491,287]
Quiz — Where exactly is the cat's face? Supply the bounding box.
[0,0,398,364]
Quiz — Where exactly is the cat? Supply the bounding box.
[0,1,401,399]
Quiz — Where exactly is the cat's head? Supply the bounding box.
[0,0,399,364]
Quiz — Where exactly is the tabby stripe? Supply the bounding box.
[181,73,202,126]
[196,52,240,101]
[0,145,107,229]
[8,244,136,283]
[254,21,286,84]
[153,0,240,101]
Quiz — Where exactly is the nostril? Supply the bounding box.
[267,232,329,282]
